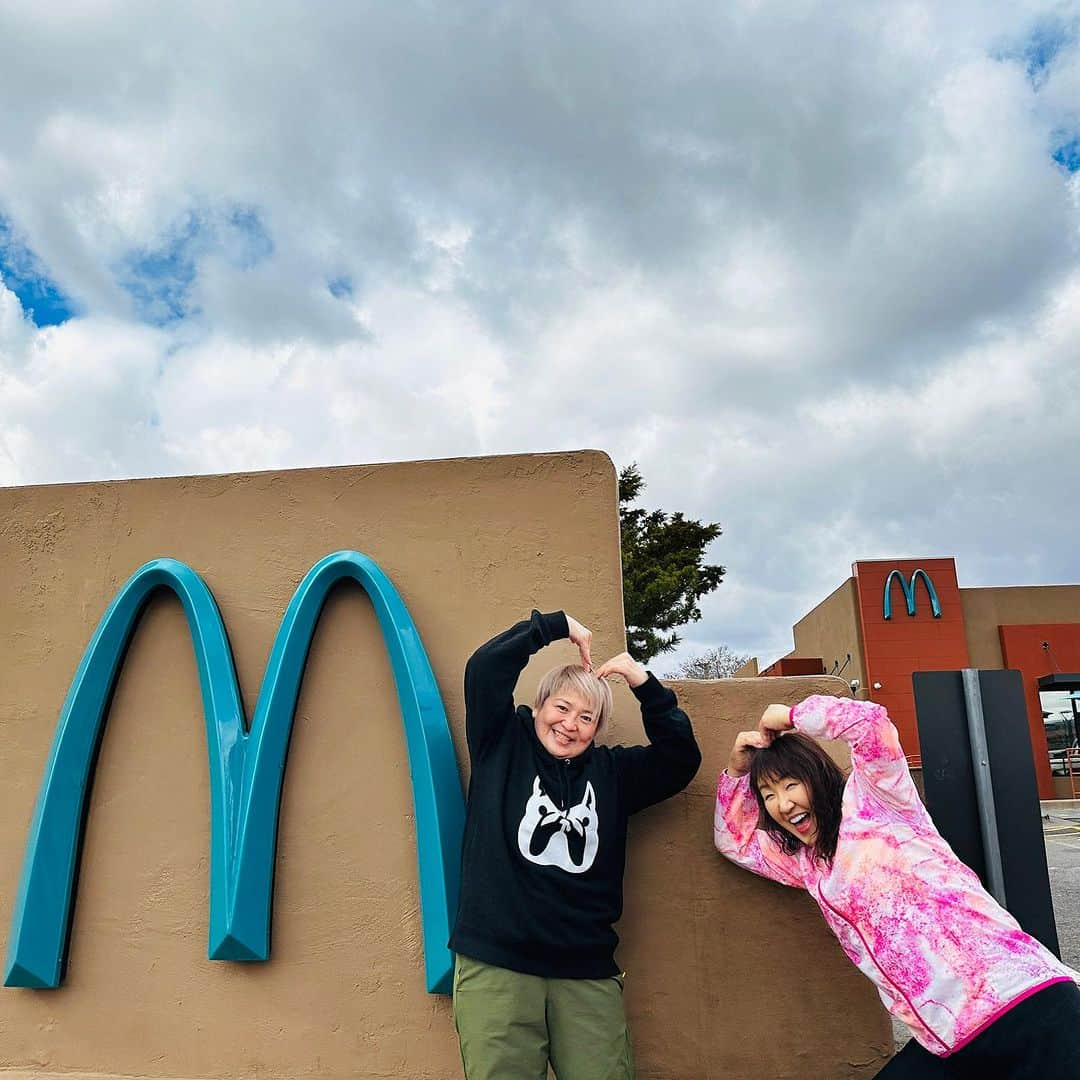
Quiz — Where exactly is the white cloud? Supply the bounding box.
[0,0,1078,663]
[0,286,165,483]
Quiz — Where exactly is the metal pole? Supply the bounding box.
[962,668,1007,906]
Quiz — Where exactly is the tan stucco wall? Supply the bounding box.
[790,578,866,688]
[961,585,1080,668]
[0,455,889,1079]
[622,675,891,1078]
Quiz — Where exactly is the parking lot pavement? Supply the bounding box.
[1045,812,1080,971]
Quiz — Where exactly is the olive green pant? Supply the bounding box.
[452,953,635,1080]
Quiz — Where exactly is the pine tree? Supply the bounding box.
[619,464,726,662]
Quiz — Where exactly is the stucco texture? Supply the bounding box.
[791,577,866,689]
[0,453,889,1078]
[961,584,1080,669]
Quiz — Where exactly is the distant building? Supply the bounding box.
[747,558,1080,800]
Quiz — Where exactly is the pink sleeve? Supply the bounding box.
[791,695,919,813]
[714,771,806,889]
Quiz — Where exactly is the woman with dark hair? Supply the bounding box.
[714,695,1080,1078]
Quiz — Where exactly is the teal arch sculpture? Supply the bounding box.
[4,551,464,994]
[883,568,942,620]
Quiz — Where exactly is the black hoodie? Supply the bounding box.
[448,610,702,979]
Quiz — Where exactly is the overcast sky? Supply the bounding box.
[1,1,1078,669]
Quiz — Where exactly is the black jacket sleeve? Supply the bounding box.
[463,609,570,760]
[612,675,701,815]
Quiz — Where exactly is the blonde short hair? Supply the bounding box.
[533,664,613,732]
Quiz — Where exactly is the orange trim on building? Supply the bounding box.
[759,657,826,678]
[999,624,1080,800]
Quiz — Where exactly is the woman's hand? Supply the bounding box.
[565,615,593,670]
[759,703,794,735]
[728,730,771,777]
[595,651,649,688]
[727,705,793,776]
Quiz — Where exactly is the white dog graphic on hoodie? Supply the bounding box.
[517,775,599,874]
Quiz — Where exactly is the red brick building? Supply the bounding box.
[752,558,1080,800]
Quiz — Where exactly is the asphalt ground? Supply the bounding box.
[1044,808,1080,971]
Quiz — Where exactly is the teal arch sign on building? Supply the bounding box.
[883,567,942,621]
[4,551,465,994]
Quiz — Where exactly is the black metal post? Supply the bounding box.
[913,669,1060,956]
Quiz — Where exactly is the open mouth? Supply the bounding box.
[554,729,573,745]
[788,811,813,833]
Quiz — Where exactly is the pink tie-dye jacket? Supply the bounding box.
[713,695,1077,1057]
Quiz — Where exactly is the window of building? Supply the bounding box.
[1041,688,1080,776]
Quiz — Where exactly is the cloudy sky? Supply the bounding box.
[1,1,1078,669]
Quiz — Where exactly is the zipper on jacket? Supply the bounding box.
[561,758,571,809]
[815,886,951,1054]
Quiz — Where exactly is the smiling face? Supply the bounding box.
[532,688,599,759]
[757,773,819,847]
[749,730,846,861]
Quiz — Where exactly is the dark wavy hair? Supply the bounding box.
[749,732,847,863]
